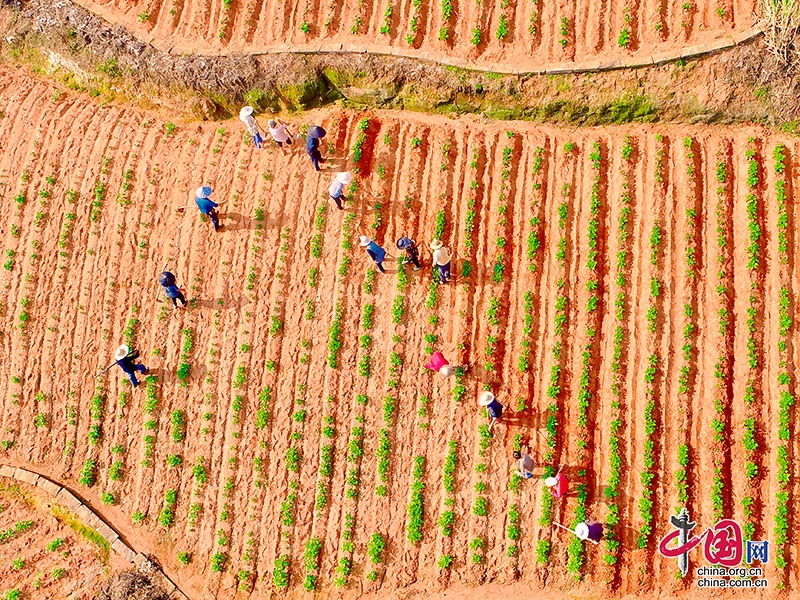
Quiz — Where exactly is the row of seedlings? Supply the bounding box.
[507,143,547,577]
[566,141,606,578]
[236,218,293,589]
[740,138,765,541]
[772,143,794,580]
[603,134,635,574]
[304,144,362,590]
[636,134,668,557]
[537,141,578,564]
[708,146,734,524]
[673,136,700,518]
[334,142,377,589]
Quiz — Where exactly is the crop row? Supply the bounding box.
[708,152,732,523]
[773,143,794,575]
[537,143,576,564]
[566,142,604,578]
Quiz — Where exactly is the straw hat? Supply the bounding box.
[544,477,558,487]
[336,172,353,184]
[115,345,130,361]
[359,236,372,247]
[430,239,444,250]
[196,186,212,198]
[478,391,495,406]
[574,523,590,540]
[239,106,254,118]
[268,119,277,128]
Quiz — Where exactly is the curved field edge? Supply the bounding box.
[0,65,797,598]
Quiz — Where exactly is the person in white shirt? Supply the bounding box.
[430,239,452,284]
[239,106,263,149]
[268,119,293,150]
[329,172,351,210]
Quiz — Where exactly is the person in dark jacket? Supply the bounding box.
[195,186,220,231]
[396,236,422,270]
[159,272,186,308]
[307,136,326,171]
[115,344,149,387]
[359,236,387,273]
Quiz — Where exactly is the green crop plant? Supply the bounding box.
[285,446,302,472]
[496,13,509,39]
[192,457,208,486]
[211,552,227,573]
[169,410,186,443]
[560,17,569,47]
[406,456,426,543]
[78,459,97,487]
[158,489,178,528]
[470,27,481,46]
[255,387,271,430]
[376,429,391,491]
[327,302,344,368]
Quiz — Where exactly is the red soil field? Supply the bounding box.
[0,65,796,599]
[72,0,758,71]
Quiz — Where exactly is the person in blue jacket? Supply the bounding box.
[115,344,149,387]
[195,185,220,231]
[359,236,386,273]
[158,272,186,308]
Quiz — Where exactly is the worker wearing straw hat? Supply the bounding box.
[478,391,503,430]
[114,344,149,388]
[430,239,451,284]
[268,119,294,150]
[360,236,387,273]
[553,520,604,545]
[329,172,352,210]
[239,106,264,149]
[545,468,569,498]
[195,186,221,232]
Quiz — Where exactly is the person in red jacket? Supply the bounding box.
[545,469,568,498]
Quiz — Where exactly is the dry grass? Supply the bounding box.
[761,0,800,64]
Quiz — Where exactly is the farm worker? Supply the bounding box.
[268,119,293,150]
[195,186,221,232]
[430,239,451,284]
[115,345,149,388]
[239,106,263,149]
[513,450,536,479]
[424,351,466,378]
[306,125,327,171]
[397,236,422,270]
[478,391,503,430]
[574,521,604,544]
[360,236,387,273]
[545,470,569,498]
[329,172,352,210]
[158,272,186,309]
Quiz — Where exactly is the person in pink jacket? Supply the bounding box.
[424,351,467,378]
[545,469,568,498]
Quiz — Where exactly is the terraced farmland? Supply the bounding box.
[73,0,758,72]
[0,64,797,599]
